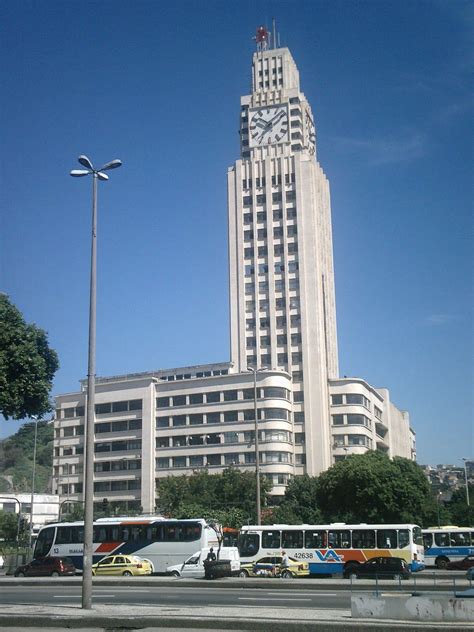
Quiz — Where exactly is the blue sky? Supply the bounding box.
[1,1,472,466]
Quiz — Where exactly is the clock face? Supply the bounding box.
[249,106,289,147]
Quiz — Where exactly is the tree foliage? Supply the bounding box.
[444,486,474,527]
[0,295,59,420]
[269,475,323,524]
[156,468,272,527]
[315,451,434,526]
[0,421,54,493]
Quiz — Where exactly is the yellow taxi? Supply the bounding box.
[238,555,309,578]
[92,554,153,576]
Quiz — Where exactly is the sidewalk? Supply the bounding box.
[1,602,473,632]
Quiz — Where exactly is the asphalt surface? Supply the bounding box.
[0,576,473,631]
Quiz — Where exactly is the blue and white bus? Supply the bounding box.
[239,523,424,575]
[34,517,221,573]
[422,526,474,569]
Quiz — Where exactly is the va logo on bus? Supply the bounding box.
[315,550,341,563]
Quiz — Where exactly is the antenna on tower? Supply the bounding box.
[272,17,276,49]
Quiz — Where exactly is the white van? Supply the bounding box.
[166,547,240,578]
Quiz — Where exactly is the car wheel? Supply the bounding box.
[436,557,449,570]
[171,571,180,577]
[393,573,401,581]
[238,569,249,578]
[281,570,293,579]
[92,571,96,576]
[51,571,60,577]
[122,571,133,576]
[15,571,25,578]
[349,572,358,581]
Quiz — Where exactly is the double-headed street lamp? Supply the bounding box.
[29,415,39,550]
[70,155,122,610]
[462,458,470,507]
[247,367,267,525]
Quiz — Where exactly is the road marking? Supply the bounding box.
[239,597,312,601]
[265,591,337,596]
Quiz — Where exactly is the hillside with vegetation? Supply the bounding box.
[0,421,54,494]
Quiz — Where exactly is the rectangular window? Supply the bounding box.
[276,316,286,327]
[258,263,268,274]
[287,225,298,237]
[224,411,238,422]
[262,530,281,548]
[273,226,283,238]
[256,211,266,222]
[111,401,128,413]
[189,435,204,446]
[274,244,284,256]
[156,417,169,428]
[288,242,298,254]
[207,454,221,466]
[189,455,204,467]
[95,403,111,415]
[173,456,186,468]
[352,529,375,549]
[206,412,221,424]
[224,432,238,444]
[257,228,267,239]
[206,433,221,445]
[293,391,304,403]
[256,194,266,204]
[156,397,169,408]
[244,247,254,258]
[287,208,297,219]
[206,391,220,403]
[282,530,303,548]
[305,530,326,548]
[258,246,268,256]
[172,416,186,427]
[328,530,351,548]
[273,209,283,220]
[189,414,203,425]
[190,393,203,405]
[376,529,398,549]
[331,394,343,405]
[292,352,303,363]
[332,414,344,425]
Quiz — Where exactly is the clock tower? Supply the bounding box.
[227,34,338,475]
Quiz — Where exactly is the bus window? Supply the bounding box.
[131,526,141,541]
[56,526,72,544]
[75,526,84,543]
[352,529,376,549]
[111,526,119,541]
[34,527,55,557]
[150,524,163,541]
[328,530,351,549]
[434,531,450,547]
[398,529,410,548]
[238,533,259,556]
[422,532,433,549]
[282,530,303,549]
[376,529,397,549]
[304,530,326,549]
[262,530,281,549]
[451,532,470,546]
[180,522,202,541]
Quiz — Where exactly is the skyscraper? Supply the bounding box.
[228,42,338,474]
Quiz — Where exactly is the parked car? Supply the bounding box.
[167,547,240,578]
[466,567,474,581]
[239,555,309,578]
[447,555,474,571]
[14,556,76,577]
[91,554,152,576]
[343,557,411,580]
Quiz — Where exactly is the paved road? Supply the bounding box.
[0,583,353,609]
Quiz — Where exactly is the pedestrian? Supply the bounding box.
[206,547,217,562]
[280,550,290,576]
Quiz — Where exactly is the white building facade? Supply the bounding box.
[53,40,415,514]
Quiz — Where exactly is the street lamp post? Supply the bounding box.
[247,367,267,525]
[70,155,122,610]
[462,458,470,507]
[29,415,39,550]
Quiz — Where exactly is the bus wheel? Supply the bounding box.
[436,557,449,569]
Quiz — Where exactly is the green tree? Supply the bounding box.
[0,509,19,541]
[0,295,59,420]
[157,468,271,525]
[316,451,433,525]
[269,475,323,524]
[445,486,474,527]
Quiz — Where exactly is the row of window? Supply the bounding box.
[157,387,289,409]
[94,479,141,492]
[157,368,229,382]
[245,297,300,311]
[245,278,300,293]
[53,521,203,545]
[157,429,296,449]
[333,435,373,448]
[241,173,296,189]
[156,450,293,469]
[424,531,474,548]
[239,528,412,555]
[244,226,298,241]
[331,393,371,410]
[332,414,372,428]
[246,315,301,329]
[247,351,303,365]
[245,261,299,276]
[245,242,298,259]
[94,459,141,472]
[243,209,297,225]
[156,407,290,428]
[246,333,302,347]
[95,440,142,453]
[243,191,296,206]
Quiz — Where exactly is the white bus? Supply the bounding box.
[422,526,474,568]
[239,523,425,575]
[34,517,221,573]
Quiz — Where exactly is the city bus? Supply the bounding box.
[34,517,222,573]
[238,523,425,575]
[422,526,474,568]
